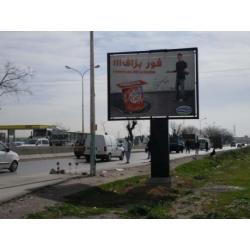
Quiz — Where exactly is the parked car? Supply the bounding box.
[0,141,19,172]
[231,141,236,147]
[84,134,124,162]
[21,138,50,146]
[74,139,85,159]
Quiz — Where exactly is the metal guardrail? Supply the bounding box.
[10,144,146,156]
[10,146,74,155]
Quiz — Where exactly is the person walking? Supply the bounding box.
[166,53,188,101]
[205,140,209,152]
[185,139,191,154]
[146,139,151,160]
[124,136,132,164]
[195,140,200,155]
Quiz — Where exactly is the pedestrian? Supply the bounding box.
[146,139,151,160]
[166,53,188,102]
[210,148,216,159]
[205,140,209,152]
[124,136,132,164]
[185,139,191,154]
[195,140,200,155]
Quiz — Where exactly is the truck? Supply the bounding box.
[183,134,199,150]
[210,136,223,149]
[32,128,68,146]
[169,136,184,153]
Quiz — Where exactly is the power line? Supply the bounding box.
[200,74,250,79]
[28,74,250,87]
[31,78,104,82]
[28,82,107,87]
[26,67,250,86]
[200,68,250,73]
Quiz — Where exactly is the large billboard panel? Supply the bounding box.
[107,48,199,120]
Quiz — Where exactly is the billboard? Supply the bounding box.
[107,48,199,120]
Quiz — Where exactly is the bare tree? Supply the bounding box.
[170,121,182,136]
[100,120,107,134]
[124,120,137,144]
[203,126,233,143]
[203,126,221,138]
[53,122,70,132]
[182,125,199,135]
[0,61,35,103]
[221,128,234,143]
[136,121,144,143]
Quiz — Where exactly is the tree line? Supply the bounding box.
[170,121,234,143]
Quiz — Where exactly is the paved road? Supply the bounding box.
[0,146,236,204]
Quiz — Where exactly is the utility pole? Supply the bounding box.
[90,31,96,176]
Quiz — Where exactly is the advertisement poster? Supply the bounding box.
[107,48,199,120]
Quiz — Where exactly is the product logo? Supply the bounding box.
[176,106,193,115]
[129,91,142,103]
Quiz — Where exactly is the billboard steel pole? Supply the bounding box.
[90,31,96,176]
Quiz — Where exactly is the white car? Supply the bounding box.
[0,141,19,172]
[21,138,50,146]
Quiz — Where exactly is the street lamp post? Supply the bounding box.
[65,65,100,139]
[199,118,206,134]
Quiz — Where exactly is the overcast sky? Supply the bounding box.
[1,0,249,246]
[0,2,250,139]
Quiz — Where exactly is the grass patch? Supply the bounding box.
[27,147,250,219]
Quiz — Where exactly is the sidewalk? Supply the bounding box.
[0,173,82,205]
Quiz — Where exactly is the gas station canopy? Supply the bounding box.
[0,125,56,130]
[0,125,57,143]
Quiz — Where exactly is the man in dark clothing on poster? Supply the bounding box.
[166,53,188,102]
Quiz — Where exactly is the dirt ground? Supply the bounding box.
[0,155,203,219]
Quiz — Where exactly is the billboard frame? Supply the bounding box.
[107,47,199,121]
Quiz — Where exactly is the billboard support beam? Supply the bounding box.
[147,118,175,187]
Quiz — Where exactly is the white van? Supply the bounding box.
[198,138,211,151]
[83,134,124,162]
